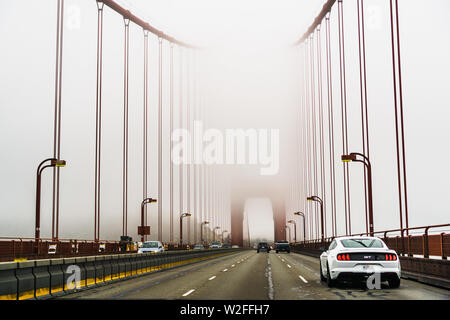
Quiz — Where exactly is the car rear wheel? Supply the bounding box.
[326,262,335,288]
[388,277,401,288]
[319,261,326,282]
[257,250,260,253]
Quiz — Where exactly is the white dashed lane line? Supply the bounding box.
[299,275,308,283]
[287,264,292,268]
[208,276,216,280]
[223,268,228,272]
[231,264,235,267]
[182,289,195,297]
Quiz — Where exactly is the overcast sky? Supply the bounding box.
[0,0,449,242]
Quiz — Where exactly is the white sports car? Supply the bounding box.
[319,236,401,288]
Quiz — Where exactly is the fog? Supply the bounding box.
[0,0,449,243]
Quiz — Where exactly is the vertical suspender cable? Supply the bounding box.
[122,17,130,237]
[325,15,337,237]
[186,50,191,244]
[143,30,149,241]
[305,40,313,239]
[52,0,64,241]
[94,1,104,242]
[193,50,198,243]
[390,0,409,235]
[338,0,351,235]
[357,0,370,234]
[317,26,327,238]
[297,46,303,229]
[310,35,319,239]
[157,37,163,242]
[301,44,309,240]
[169,43,174,243]
[199,52,203,243]
[179,47,184,243]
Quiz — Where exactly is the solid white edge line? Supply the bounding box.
[182,289,195,297]
[299,275,308,283]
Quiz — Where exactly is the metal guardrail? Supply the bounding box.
[291,224,450,259]
[0,236,220,262]
[0,248,243,300]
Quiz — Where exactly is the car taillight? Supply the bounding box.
[385,254,397,261]
[337,254,350,261]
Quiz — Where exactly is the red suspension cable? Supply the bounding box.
[325,15,337,237]
[94,1,104,242]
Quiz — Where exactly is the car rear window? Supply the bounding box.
[340,239,384,248]
[142,241,159,248]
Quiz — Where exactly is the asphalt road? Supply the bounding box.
[59,250,450,300]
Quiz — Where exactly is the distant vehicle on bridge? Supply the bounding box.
[209,241,222,248]
[193,244,205,250]
[232,245,239,249]
[275,241,290,253]
[257,242,270,253]
[119,236,135,252]
[222,243,231,248]
[319,236,401,288]
[137,241,165,254]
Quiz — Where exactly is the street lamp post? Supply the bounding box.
[307,196,324,242]
[201,221,209,244]
[35,158,66,247]
[284,225,291,243]
[139,198,157,242]
[214,226,220,242]
[294,212,306,243]
[221,230,228,243]
[287,220,297,243]
[342,153,374,236]
[180,213,192,245]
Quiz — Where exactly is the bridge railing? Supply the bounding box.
[0,237,121,262]
[0,236,222,262]
[292,223,450,260]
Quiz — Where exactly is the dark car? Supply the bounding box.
[275,241,290,253]
[222,243,231,248]
[119,235,133,252]
[257,242,270,253]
